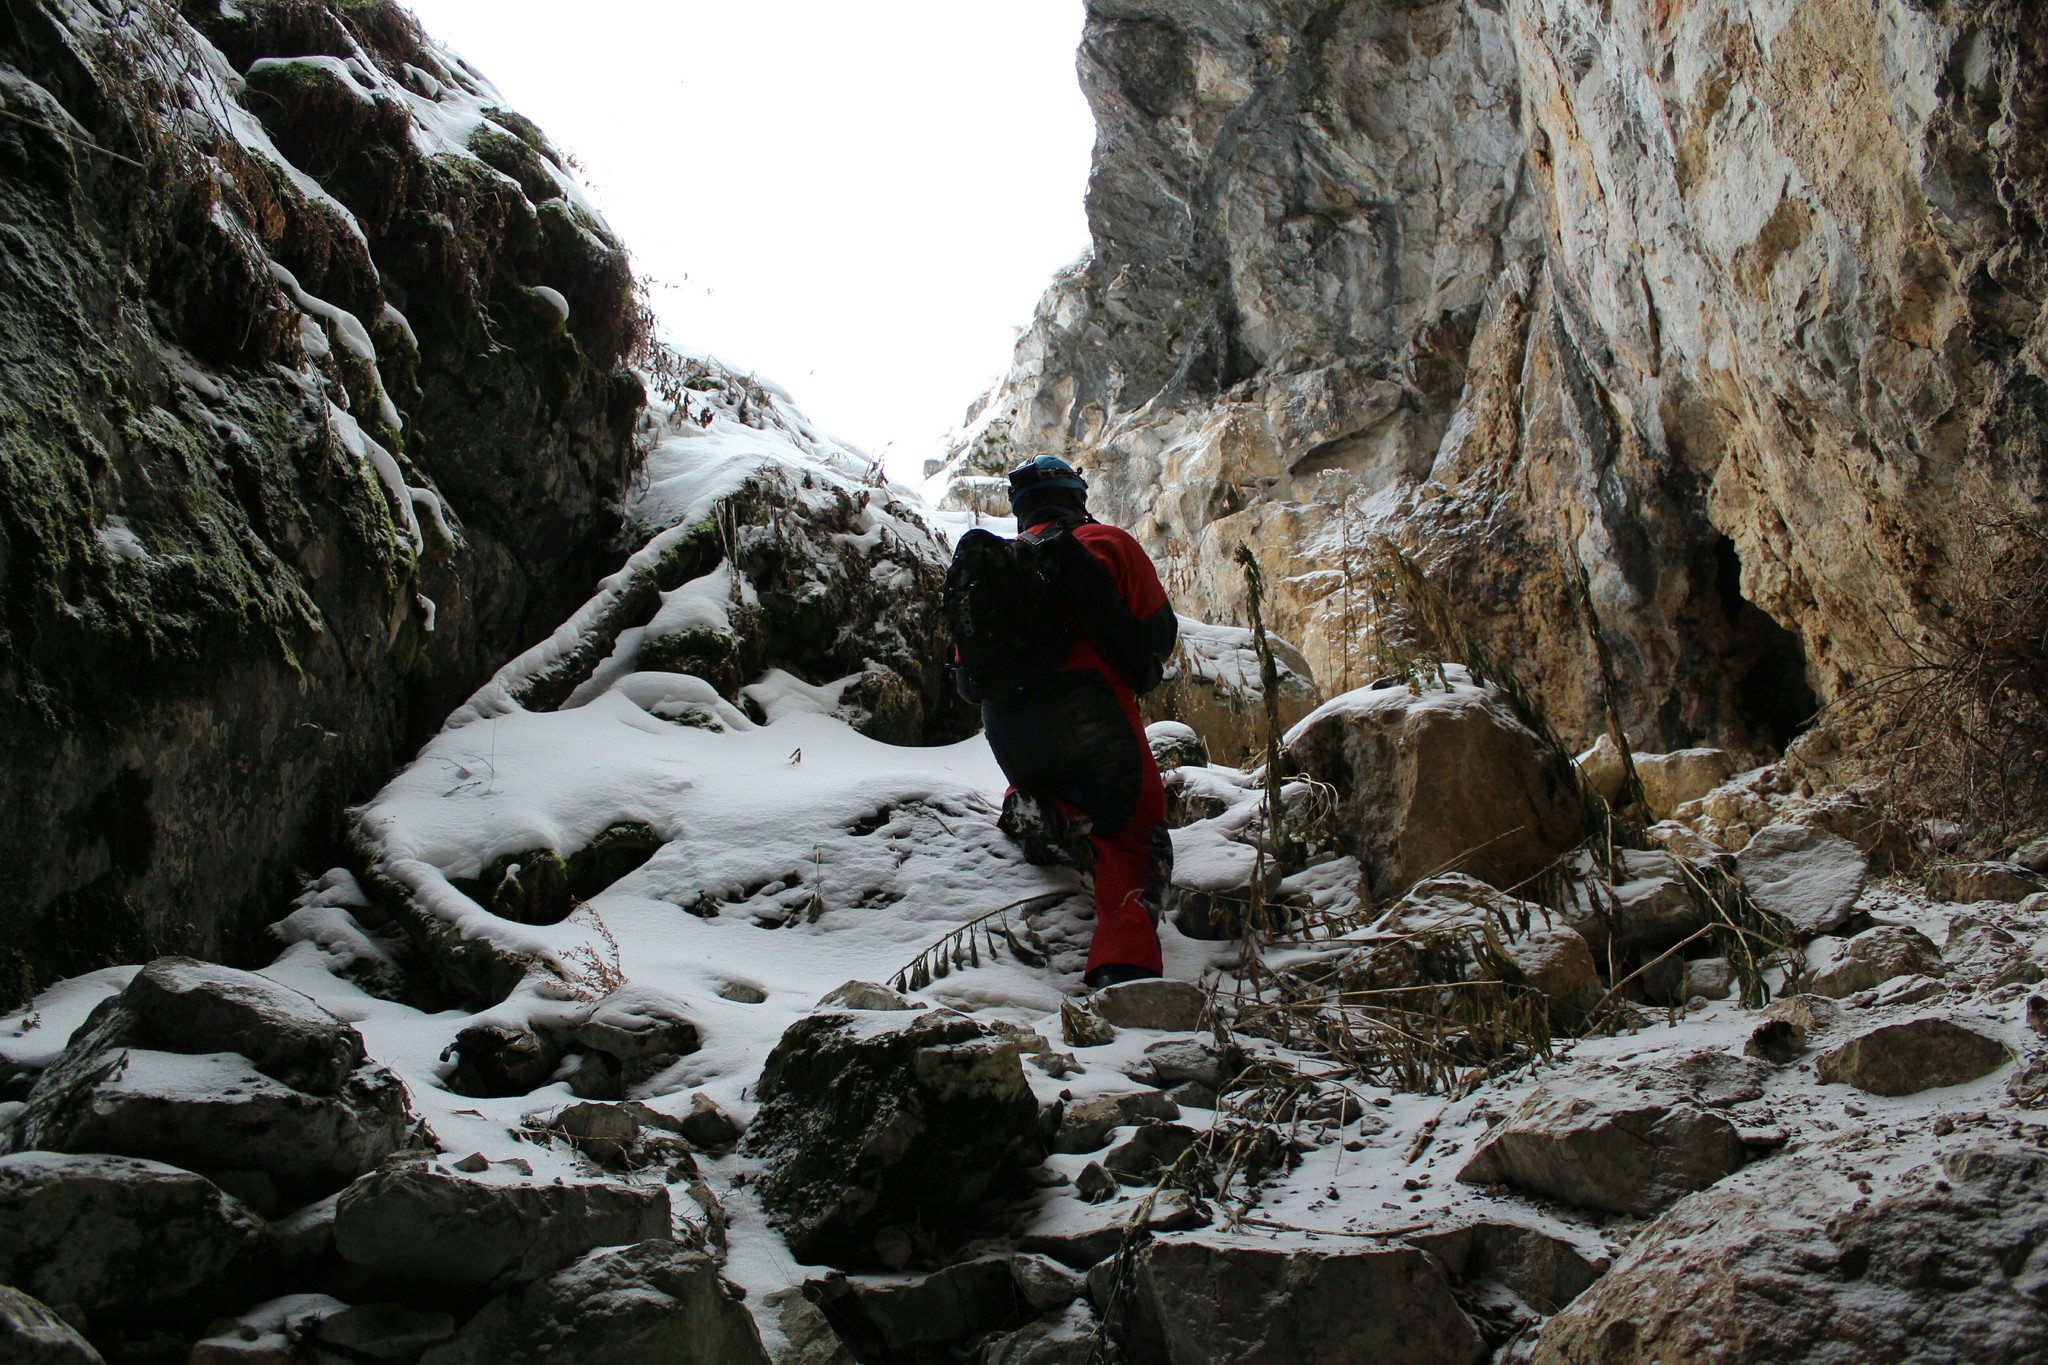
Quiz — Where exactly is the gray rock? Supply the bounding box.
[1734,823,1867,934]
[1095,1237,1485,1365]
[1075,1162,1118,1204]
[1060,998,1118,1048]
[760,1287,855,1365]
[2015,838,2048,875]
[307,1302,457,1362]
[808,1258,1029,1355]
[1011,1253,1087,1312]
[1945,916,2044,989]
[1815,1019,2014,1097]
[1457,1083,1748,1217]
[16,1046,417,1208]
[1683,957,1735,1001]
[442,1024,561,1098]
[1641,1051,1771,1109]
[1408,1219,1605,1316]
[420,1240,768,1365]
[1501,926,1601,1008]
[551,1101,642,1166]
[1744,1018,1806,1066]
[1286,668,1589,904]
[0,1284,104,1364]
[1761,993,1844,1036]
[1809,925,1945,999]
[1089,979,1209,1031]
[1929,862,2048,904]
[333,1161,670,1294]
[1104,1123,1201,1185]
[678,1092,744,1148]
[978,1304,1103,1365]
[560,986,702,1090]
[1136,1039,1225,1089]
[816,981,918,1011]
[111,957,365,1094]
[0,1152,262,1319]
[1054,1090,1181,1155]
[746,1008,1037,1266]
[1531,1143,2048,1363]
[1568,849,1705,957]
[1021,1189,1210,1269]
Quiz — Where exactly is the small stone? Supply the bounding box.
[1816,1019,2015,1096]
[1088,979,1208,1031]
[718,981,767,1004]
[1052,1090,1180,1154]
[1074,1162,1118,1203]
[2028,996,2048,1037]
[1059,998,1116,1049]
[1745,1018,1806,1065]
[1137,1038,1225,1089]
[1684,957,1736,1002]
[816,981,918,1011]
[551,1101,641,1165]
[678,1093,744,1148]
[451,1152,491,1173]
[1104,1123,1200,1185]
[2014,838,2048,875]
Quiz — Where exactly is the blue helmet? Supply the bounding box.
[1007,455,1088,505]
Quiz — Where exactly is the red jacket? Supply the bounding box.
[1025,517,1174,687]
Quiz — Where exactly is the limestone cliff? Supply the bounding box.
[0,0,643,1000]
[941,0,2046,775]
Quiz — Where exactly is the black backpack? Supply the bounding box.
[943,518,1163,703]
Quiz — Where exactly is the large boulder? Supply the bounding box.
[1531,1142,2048,1363]
[1457,1081,1748,1217]
[11,959,418,1207]
[333,1160,671,1295]
[1632,749,1736,822]
[1286,667,1587,903]
[418,1240,768,1365]
[1093,1237,1485,1365]
[1815,1020,2014,1097]
[0,1284,105,1364]
[1733,822,1867,934]
[0,1152,263,1322]
[747,1008,1038,1266]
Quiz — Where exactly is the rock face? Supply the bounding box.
[1286,667,1588,902]
[746,1008,1040,1266]
[1096,1237,1487,1365]
[0,0,645,1001]
[1531,1142,2048,1363]
[938,0,2048,785]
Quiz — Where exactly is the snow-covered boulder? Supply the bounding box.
[1142,617,1320,769]
[12,960,420,1208]
[746,1008,1038,1267]
[0,1152,263,1322]
[1733,821,1868,934]
[1093,1237,1486,1365]
[1530,1143,2048,1363]
[1285,667,1588,904]
[417,1240,768,1365]
[332,1160,670,1295]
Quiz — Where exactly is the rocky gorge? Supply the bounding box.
[3,1,2047,1363]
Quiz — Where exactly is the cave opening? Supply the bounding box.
[1712,535,1820,752]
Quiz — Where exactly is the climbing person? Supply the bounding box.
[943,455,1179,991]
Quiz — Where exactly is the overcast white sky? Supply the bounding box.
[400,1,1096,480]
